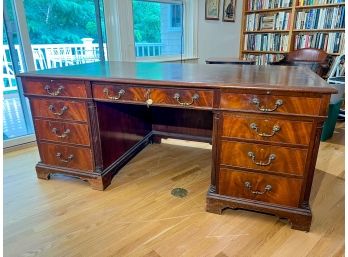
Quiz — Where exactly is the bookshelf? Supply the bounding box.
[239,0,345,65]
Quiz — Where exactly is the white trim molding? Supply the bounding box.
[103,0,136,61]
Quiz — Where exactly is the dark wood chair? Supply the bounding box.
[269,48,331,77]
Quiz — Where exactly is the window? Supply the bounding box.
[132,0,183,57]
[23,0,107,70]
[170,5,182,28]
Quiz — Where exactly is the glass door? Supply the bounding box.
[3,0,107,147]
[3,1,34,145]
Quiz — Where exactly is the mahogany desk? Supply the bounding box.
[19,61,335,231]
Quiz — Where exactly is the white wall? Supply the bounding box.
[197,0,242,63]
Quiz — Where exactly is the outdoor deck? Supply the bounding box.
[3,93,29,139]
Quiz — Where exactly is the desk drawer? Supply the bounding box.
[151,88,213,109]
[23,78,87,98]
[38,142,94,172]
[220,93,321,115]
[35,119,90,146]
[218,168,302,207]
[93,84,214,109]
[31,99,88,122]
[222,114,313,145]
[93,84,146,102]
[220,141,307,176]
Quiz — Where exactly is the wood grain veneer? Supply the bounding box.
[220,140,307,176]
[22,78,87,98]
[38,142,94,172]
[220,93,322,115]
[35,119,90,146]
[222,113,313,145]
[30,98,88,122]
[218,168,302,207]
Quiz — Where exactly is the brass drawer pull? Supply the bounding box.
[249,123,280,137]
[248,152,276,166]
[103,88,125,100]
[52,128,71,138]
[244,181,272,195]
[251,97,283,112]
[173,93,199,106]
[44,84,64,96]
[56,153,74,163]
[48,104,68,116]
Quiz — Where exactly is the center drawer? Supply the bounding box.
[93,84,214,109]
[220,141,307,176]
[218,168,302,207]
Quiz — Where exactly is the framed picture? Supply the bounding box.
[223,0,236,22]
[205,0,220,20]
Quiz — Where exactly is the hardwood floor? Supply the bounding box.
[4,123,345,257]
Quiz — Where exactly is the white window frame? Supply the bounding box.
[103,0,198,62]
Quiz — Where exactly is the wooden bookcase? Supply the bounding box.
[239,0,345,64]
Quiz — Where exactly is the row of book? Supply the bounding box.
[244,54,285,65]
[244,34,289,51]
[245,12,291,31]
[294,32,345,53]
[298,0,344,6]
[247,0,292,11]
[295,7,345,29]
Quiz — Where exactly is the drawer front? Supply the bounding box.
[93,84,214,108]
[150,88,213,108]
[218,168,302,207]
[220,141,307,176]
[220,93,321,115]
[35,119,90,146]
[93,84,146,102]
[23,79,87,98]
[30,99,88,122]
[39,142,94,172]
[222,114,313,145]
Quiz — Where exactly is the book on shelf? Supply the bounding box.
[245,12,291,31]
[296,6,345,29]
[244,54,285,65]
[244,33,289,51]
[298,0,344,6]
[247,0,292,11]
[294,32,345,53]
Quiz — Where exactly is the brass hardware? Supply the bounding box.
[48,104,68,116]
[44,84,64,96]
[56,152,74,163]
[249,123,280,137]
[145,89,153,108]
[171,188,188,198]
[248,152,276,166]
[173,93,199,106]
[244,181,272,195]
[52,128,71,138]
[103,88,125,100]
[251,97,283,112]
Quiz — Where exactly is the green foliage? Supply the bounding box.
[132,1,161,43]
[23,0,97,44]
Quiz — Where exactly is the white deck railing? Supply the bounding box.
[2,41,163,92]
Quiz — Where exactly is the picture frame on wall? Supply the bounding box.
[223,0,236,22]
[205,0,220,20]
